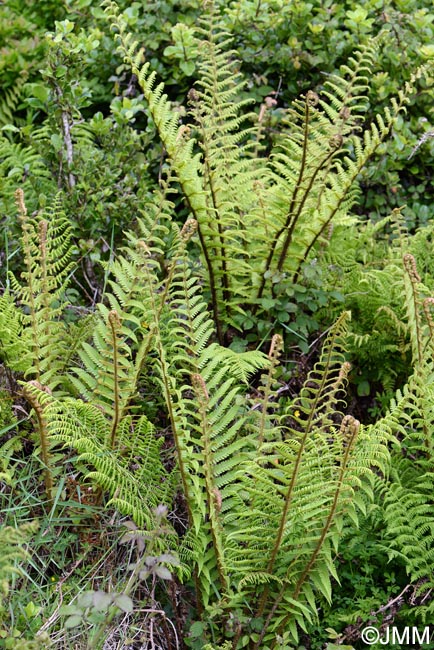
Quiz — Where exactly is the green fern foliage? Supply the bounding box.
[0,434,22,486]
[103,2,428,347]
[254,43,376,301]
[0,190,74,390]
[151,249,271,601]
[0,521,39,606]
[222,313,386,644]
[186,14,264,332]
[50,397,173,535]
[97,7,434,639]
[375,254,434,617]
[383,444,434,607]
[70,306,135,446]
[1,7,433,647]
[0,76,28,127]
[381,388,434,617]
[152,297,392,641]
[0,137,52,219]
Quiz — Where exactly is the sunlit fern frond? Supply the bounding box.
[148,244,270,603]
[69,180,189,447]
[383,466,434,598]
[254,57,420,305]
[375,263,434,613]
[187,14,267,326]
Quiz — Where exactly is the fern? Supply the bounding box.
[151,285,391,642]
[326,232,434,614]
[221,315,360,643]
[2,190,74,390]
[0,191,78,498]
[143,235,271,601]
[99,7,432,640]
[382,463,434,614]
[254,43,377,301]
[0,521,39,605]
[0,434,22,486]
[375,253,434,616]
[187,14,264,332]
[2,8,432,646]
[104,2,428,349]
[0,75,28,126]
[49,397,173,535]
[12,179,198,537]
[0,136,52,220]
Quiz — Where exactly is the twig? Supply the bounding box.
[61,111,76,188]
[408,128,434,160]
[54,81,76,189]
[376,583,411,613]
[337,583,412,644]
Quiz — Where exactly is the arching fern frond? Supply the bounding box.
[211,312,392,644]
[49,399,173,536]
[186,14,266,330]
[146,240,271,603]
[69,178,191,449]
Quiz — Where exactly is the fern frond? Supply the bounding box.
[0,136,52,217]
[373,264,434,607]
[206,312,391,643]
[5,191,74,391]
[148,242,271,602]
[0,291,32,374]
[187,15,266,328]
[70,306,135,445]
[255,57,418,302]
[383,470,434,593]
[0,434,22,485]
[0,521,39,604]
[0,75,28,126]
[69,179,190,447]
[104,2,428,356]
[48,396,173,535]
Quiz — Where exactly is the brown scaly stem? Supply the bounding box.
[192,373,229,594]
[22,382,54,503]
